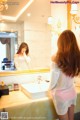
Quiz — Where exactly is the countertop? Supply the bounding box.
[0,86,80,120]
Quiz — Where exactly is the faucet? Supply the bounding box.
[37,75,42,84]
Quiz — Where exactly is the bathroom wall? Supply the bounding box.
[50,0,67,55]
[24,21,51,69]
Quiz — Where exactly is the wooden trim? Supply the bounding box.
[67,0,71,30]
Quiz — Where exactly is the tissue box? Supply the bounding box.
[0,85,9,97]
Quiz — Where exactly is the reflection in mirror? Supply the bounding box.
[0,0,51,72]
[14,42,31,70]
[0,31,18,71]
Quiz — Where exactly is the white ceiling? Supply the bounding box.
[19,0,51,23]
[1,0,51,23]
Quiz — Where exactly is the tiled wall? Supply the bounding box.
[24,21,51,69]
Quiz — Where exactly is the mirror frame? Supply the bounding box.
[0,68,50,77]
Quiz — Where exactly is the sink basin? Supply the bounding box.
[21,82,49,99]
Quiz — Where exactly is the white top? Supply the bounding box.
[14,55,31,70]
[49,62,77,115]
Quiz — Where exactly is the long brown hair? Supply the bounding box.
[17,42,29,55]
[54,30,80,77]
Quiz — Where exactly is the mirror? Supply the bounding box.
[0,0,51,71]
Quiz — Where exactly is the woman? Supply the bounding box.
[14,42,31,70]
[49,30,80,120]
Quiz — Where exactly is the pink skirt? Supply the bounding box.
[55,87,77,101]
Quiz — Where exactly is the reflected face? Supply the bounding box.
[21,47,27,54]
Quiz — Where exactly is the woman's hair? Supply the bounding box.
[17,42,29,55]
[54,30,80,77]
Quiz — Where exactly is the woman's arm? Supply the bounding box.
[49,62,60,90]
[14,54,21,70]
[23,53,31,69]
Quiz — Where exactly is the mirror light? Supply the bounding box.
[70,4,80,24]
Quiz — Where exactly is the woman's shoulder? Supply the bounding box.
[51,61,57,68]
[51,55,56,66]
[50,61,60,72]
[51,54,56,61]
[14,54,19,58]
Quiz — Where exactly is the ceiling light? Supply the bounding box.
[27,13,31,17]
[0,0,8,12]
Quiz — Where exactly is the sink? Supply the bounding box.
[21,82,49,99]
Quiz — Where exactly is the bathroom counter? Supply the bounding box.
[0,91,31,109]
[0,86,80,120]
